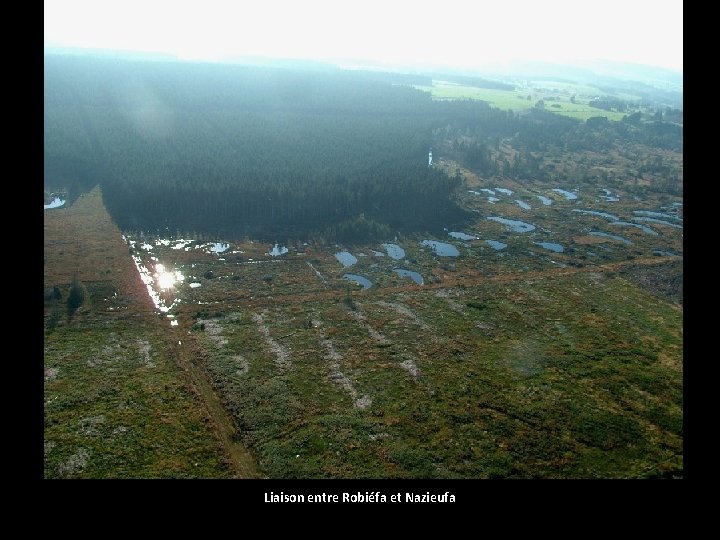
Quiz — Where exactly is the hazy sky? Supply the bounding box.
[44,0,683,72]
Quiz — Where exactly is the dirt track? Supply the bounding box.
[45,187,261,478]
[165,330,261,478]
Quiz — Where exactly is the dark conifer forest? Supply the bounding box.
[44,55,682,242]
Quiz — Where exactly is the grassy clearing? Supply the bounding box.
[44,188,232,478]
[539,102,627,122]
[192,271,682,478]
[44,320,230,478]
[415,81,627,121]
[415,84,534,110]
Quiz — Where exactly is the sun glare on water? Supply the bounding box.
[155,263,185,290]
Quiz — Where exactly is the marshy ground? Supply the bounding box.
[44,174,682,478]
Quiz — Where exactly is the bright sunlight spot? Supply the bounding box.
[154,263,185,289]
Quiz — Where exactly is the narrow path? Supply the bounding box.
[45,186,261,477]
[168,324,261,478]
[306,261,329,289]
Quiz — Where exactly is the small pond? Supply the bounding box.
[537,195,552,206]
[335,251,358,267]
[420,240,460,257]
[487,216,536,233]
[536,242,564,253]
[572,209,619,220]
[600,189,619,202]
[552,188,578,200]
[44,197,66,209]
[382,243,406,260]
[269,244,289,256]
[610,221,658,235]
[393,268,424,285]
[343,274,372,290]
[448,231,477,241]
[589,231,633,245]
[633,210,682,222]
[632,217,683,229]
[172,240,194,250]
[486,240,507,251]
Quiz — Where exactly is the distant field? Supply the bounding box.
[415,81,628,121]
[414,84,532,110]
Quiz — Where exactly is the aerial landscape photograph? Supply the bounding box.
[44,0,682,482]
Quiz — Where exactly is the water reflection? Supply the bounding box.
[600,189,619,202]
[393,268,424,285]
[448,232,477,241]
[634,210,682,222]
[382,243,405,260]
[420,240,460,257]
[632,217,683,229]
[537,195,552,206]
[487,216,535,233]
[572,209,619,220]
[486,240,507,250]
[552,188,577,200]
[155,263,185,290]
[610,221,658,235]
[589,231,633,245]
[172,240,194,250]
[343,274,372,290]
[44,197,66,209]
[335,251,358,267]
[269,244,289,256]
[536,242,564,253]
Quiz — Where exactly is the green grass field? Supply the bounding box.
[190,270,682,478]
[44,319,232,478]
[415,81,628,121]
